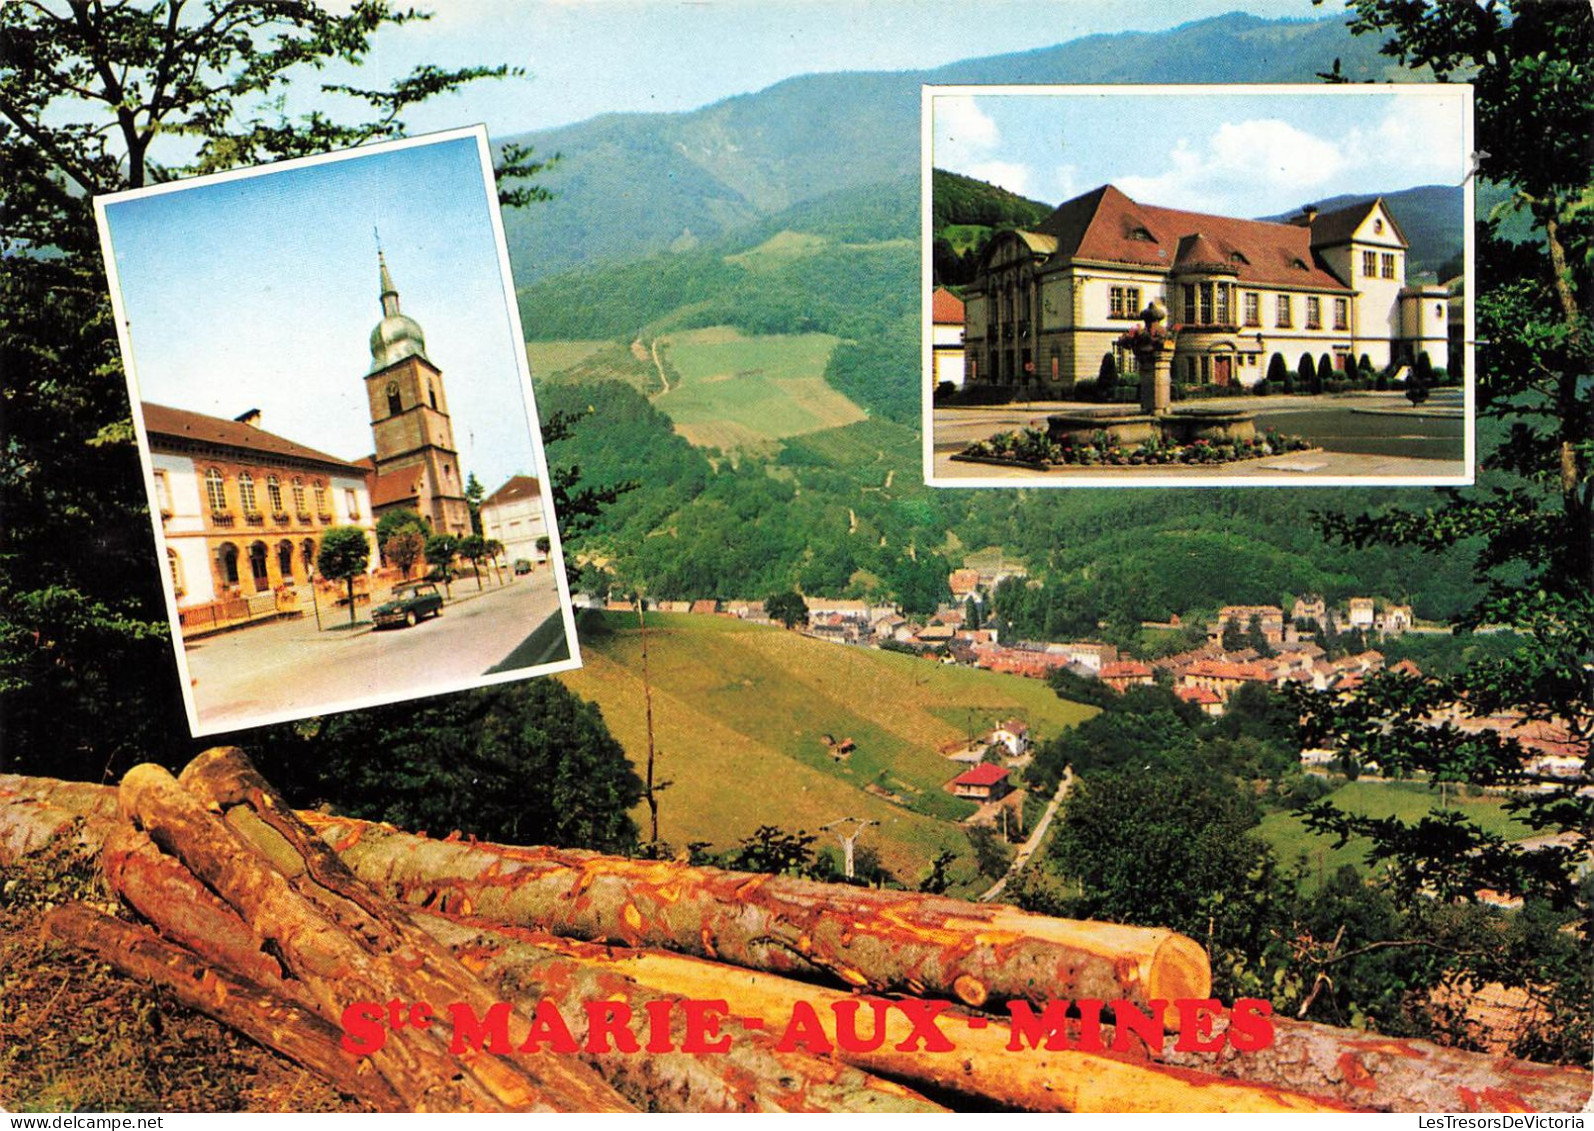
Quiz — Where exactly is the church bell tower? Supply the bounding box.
[363,250,472,536]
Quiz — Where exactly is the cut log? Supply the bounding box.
[178,748,941,1114]
[5,772,1589,1113]
[431,915,1354,1114]
[117,761,629,1113]
[42,903,403,1112]
[304,812,1210,1012]
[423,914,947,1113]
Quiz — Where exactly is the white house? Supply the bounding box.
[479,475,548,566]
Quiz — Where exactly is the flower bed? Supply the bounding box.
[955,427,1312,469]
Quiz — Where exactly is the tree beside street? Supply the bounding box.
[317,526,371,627]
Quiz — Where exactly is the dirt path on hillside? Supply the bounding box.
[979,767,1073,903]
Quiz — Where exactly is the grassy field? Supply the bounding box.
[558,610,1097,892]
[525,339,614,378]
[1258,779,1536,891]
[653,326,862,451]
[724,230,829,271]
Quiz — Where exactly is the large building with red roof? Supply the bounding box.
[143,403,376,621]
[962,185,1450,395]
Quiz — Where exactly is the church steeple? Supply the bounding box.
[378,248,401,318]
[368,248,428,372]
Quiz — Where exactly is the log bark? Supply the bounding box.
[180,747,928,1114]
[304,812,1211,1012]
[6,772,1589,1113]
[435,916,1354,1114]
[42,903,404,1112]
[117,761,630,1113]
[423,913,947,1113]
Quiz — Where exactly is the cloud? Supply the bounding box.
[1115,102,1464,215]
[967,161,1037,200]
[935,97,1001,166]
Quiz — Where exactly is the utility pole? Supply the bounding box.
[821,817,877,881]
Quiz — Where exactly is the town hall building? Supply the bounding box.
[961,185,1450,395]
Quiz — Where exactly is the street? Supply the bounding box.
[183,570,570,733]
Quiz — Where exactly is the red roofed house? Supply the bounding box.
[948,762,1012,802]
[143,402,377,629]
[479,475,547,566]
[1099,660,1154,694]
[948,568,982,598]
[1176,685,1225,718]
[931,286,966,389]
[962,186,1449,396]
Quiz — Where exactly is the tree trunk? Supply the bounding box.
[117,760,631,1113]
[306,812,1211,1013]
[43,903,404,1112]
[442,916,1352,1114]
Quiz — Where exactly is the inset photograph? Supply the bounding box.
[925,85,1473,486]
[96,128,581,736]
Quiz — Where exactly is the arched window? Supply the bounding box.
[314,483,330,519]
[267,475,284,514]
[218,543,240,586]
[428,379,438,410]
[291,478,307,515]
[248,542,269,589]
[301,539,317,574]
[277,540,295,584]
[205,468,227,512]
[387,380,402,417]
[167,549,184,596]
[239,472,258,514]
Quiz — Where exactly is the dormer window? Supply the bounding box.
[1229,251,1249,265]
[1291,256,1309,271]
[1128,226,1154,242]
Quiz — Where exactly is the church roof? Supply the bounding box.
[1023,184,1353,292]
[142,403,368,474]
[483,475,543,507]
[359,458,425,509]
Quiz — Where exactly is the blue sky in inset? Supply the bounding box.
[101,134,540,494]
[931,88,1469,217]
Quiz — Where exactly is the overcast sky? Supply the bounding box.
[931,86,1469,218]
[310,0,1323,137]
[99,132,542,494]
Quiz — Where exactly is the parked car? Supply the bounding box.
[513,559,533,575]
[371,581,444,629]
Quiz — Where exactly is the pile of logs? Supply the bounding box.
[2,752,1589,1113]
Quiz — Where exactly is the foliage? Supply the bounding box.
[375,508,430,546]
[724,825,820,878]
[1302,0,1593,1064]
[382,530,425,578]
[765,591,810,629]
[960,428,1311,468]
[965,824,1012,880]
[422,533,459,593]
[257,679,642,852]
[0,1,546,781]
[1315,353,1333,394]
[1407,351,1433,406]
[457,533,489,589]
[316,526,369,626]
[464,472,485,535]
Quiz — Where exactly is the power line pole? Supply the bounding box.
[821,817,877,881]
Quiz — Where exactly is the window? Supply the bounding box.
[1305,297,1322,329]
[205,468,227,512]
[1334,298,1349,331]
[1182,284,1195,322]
[345,488,360,519]
[1109,285,1141,319]
[1276,295,1292,328]
[167,550,184,596]
[1381,253,1396,280]
[219,544,239,585]
[387,380,402,417]
[1362,250,1377,277]
[267,475,284,514]
[1198,283,1213,325]
[292,479,307,515]
[277,541,295,584]
[315,483,331,519]
[1215,283,1232,326]
[428,379,438,410]
[1243,292,1260,327]
[1373,218,1384,235]
[153,470,172,516]
[238,472,258,514]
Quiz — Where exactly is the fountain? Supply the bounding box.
[1043,300,1258,448]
